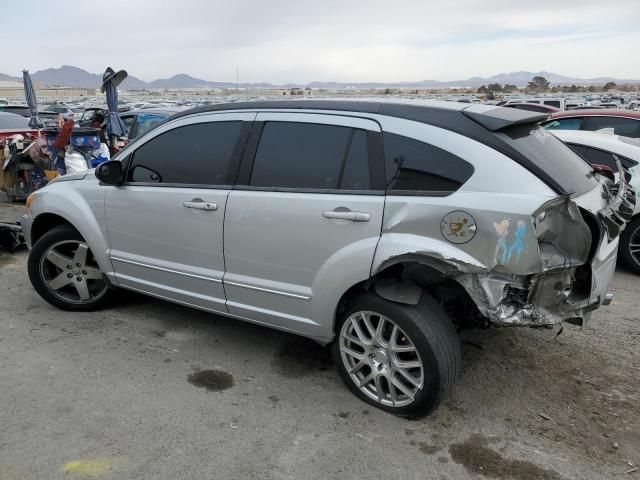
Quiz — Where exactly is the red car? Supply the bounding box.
[542,109,640,138]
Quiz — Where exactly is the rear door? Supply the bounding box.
[105,112,254,312]
[223,113,385,338]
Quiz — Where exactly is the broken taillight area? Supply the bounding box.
[469,171,631,328]
[598,158,635,241]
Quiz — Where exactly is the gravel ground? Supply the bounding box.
[0,196,638,480]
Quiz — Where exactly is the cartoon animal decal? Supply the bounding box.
[493,219,527,264]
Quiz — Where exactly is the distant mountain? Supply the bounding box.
[3,66,638,90]
[29,65,148,90]
[0,72,21,83]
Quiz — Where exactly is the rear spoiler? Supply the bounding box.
[599,155,636,241]
[461,105,549,131]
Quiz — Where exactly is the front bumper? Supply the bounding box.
[20,214,33,249]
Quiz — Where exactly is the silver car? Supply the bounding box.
[21,100,634,417]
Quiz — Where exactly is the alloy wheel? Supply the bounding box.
[339,311,424,408]
[628,224,640,268]
[39,240,107,304]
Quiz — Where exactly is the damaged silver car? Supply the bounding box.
[21,100,634,417]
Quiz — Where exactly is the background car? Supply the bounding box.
[542,109,640,138]
[41,104,75,118]
[119,107,185,140]
[0,105,60,126]
[551,129,640,272]
[502,103,560,114]
[0,111,36,140]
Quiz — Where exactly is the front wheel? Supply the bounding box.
[619,216,640,274]
[333,292,461,418]
[27,225,113,311]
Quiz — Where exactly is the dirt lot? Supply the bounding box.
[0,196,638,479]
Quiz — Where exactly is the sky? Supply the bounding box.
[1,0,639,83]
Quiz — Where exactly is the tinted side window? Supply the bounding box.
[127,121,242,185]
[573,145,617,170]
[543,118,583,130]
[584,117,639,138]
[544,100,561,108]
[340,130,370,190]
[249,122,371,190]
[383,133,474,194]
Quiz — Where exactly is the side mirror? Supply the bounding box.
[95,160,123,185]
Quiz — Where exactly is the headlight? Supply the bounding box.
[26,193,35,213]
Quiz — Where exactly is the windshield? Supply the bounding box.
[497,124,598,195]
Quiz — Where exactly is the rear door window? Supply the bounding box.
[543,117,584,130]
[583,117,640,138]
[383,133,474,195]
[249,122,372,190]
[127,121,243,185]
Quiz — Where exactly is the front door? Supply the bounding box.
[105,112,254,312]
[223,113,385,338]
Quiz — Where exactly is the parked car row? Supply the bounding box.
[21,99,632,417]
[542,109,640,138]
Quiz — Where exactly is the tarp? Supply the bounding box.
[102,67,128,139]
[22,70,44,130]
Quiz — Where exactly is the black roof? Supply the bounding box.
[168,99,562,194]
[170,99,547,132]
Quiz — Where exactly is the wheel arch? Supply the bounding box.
[30,213,76,245]
[332,254,480,337]
[28,189,113,275]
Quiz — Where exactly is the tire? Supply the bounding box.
[333,291,461,418]
[27,225,113,311]
[619,216,640,274]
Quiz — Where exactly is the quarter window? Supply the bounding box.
[383,133,474,194]
[127,121,243,185]
[249,122,372,190]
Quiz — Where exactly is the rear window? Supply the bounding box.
[544,100,561,108]
[497,125,598,195]
[0,113,29,129]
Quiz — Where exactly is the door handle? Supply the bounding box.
[183,199,218,211]
[322,209,370,222]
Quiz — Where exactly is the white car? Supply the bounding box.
[551,130,640,272]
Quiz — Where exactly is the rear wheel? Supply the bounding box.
[333,292,461,418]
[28,225,113,311]
[619,216,640,274]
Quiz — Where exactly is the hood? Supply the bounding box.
[47,170,94,184]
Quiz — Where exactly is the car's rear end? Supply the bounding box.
[462,105,635,326]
